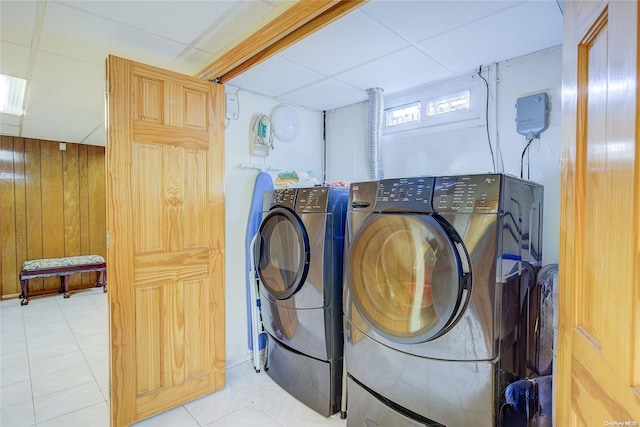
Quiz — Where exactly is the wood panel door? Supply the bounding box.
[106,55,225,426]
[559,1,640,425]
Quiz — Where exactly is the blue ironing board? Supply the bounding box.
[245,172,273,355]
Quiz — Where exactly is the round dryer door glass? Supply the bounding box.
[256,208,309,299]
[348,213,467,343]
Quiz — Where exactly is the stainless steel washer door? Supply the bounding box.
[256,207,310,300]
[347,213,470,343]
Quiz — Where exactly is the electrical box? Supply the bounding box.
[516,92,549,139]
[226,92,239,120]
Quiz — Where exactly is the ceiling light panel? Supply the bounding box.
[0,74,26,116]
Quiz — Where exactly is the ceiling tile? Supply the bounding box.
[40,2,186,68]
[58,1,238,45]
[0,123,20,136]
[1,112,21,127]
[279,79,367,111]
[335,47,453,95]
[278,9,410,76]
[28,82,104,113]
[228,57,325,99]
[168,48,215,77]
[195,1,280,55]
[31,52,104,95]
[0,0,37,47]
[361,0,523,43]
[22,102,103,144]
[80,124,106,147]
[0,41,30,78]
[419,1,562,73]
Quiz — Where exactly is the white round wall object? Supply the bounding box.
[271,105,300,142]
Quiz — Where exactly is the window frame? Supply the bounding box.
[383,72,484,135]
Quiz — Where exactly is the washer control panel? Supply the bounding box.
[433,174,502,213]
[269,188,296,209]
[374,177,435,212]
[295,187,329,213]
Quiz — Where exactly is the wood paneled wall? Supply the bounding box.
[0,136,106,299]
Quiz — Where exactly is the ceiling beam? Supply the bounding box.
[196,0,367,83]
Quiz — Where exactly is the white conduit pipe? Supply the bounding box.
[367,87,384,180]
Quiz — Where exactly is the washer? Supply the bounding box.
[344,174,543,427]
[256,186,348,416]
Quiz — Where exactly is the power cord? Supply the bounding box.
[520,138,534,179]
[476,65,498,173]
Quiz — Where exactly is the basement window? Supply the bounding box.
[385,102,421,128]
[427,91,470,116]
[383,72,483,135]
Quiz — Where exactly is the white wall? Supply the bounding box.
[496,46,562,266]
[326,46,561,266]
[222,87,324,365]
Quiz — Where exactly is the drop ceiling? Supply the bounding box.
[0,0,563,147]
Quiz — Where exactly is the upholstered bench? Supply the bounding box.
[19,255,107,305]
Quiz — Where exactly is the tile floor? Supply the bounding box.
[1,288,347,427]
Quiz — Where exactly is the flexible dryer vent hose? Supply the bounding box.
[367,87,384,180]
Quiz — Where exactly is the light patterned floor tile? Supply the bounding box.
[0,290,349,427]
[0,306,24,334]
[230,370,282,402]
[0,399,35,427]
[37,401,109,427]
[81,341,108,365]
[256,388,315,426]
[31,363,95,398]
[226,358,260,380]
[29,350,87,379]
[69,317,108,338]
[25,329,76,351]
[0,330,27,355]
[87,356,108,379]
[24,316,68,336]
[27,339,82,364]
[184,383,252,425]
[290,410,348,427]
[33,380,103,423]
[132,405,200,427]
[0,349,28,370]
[75,330,107,351]
[206,403,284,427]
[96,376,109,401]
[0,362,30,387]
[0,379,32,408]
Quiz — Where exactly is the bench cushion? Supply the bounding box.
[21,255,106,272]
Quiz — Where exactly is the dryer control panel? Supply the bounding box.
[433,174,501,214]
[374,177,435,212]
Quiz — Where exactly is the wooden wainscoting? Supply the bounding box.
[0,136,106,299]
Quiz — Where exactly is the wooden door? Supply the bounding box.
[106,55,225,426]
[558,1,640,425]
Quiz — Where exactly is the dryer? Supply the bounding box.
[344,174,543,427]
[256,186,348,416]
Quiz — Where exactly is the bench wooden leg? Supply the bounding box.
[63,275,70,298]
[19,279,29,305]
[57,275,70,298]
[95,270,107,293]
